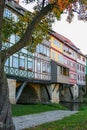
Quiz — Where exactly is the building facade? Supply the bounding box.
[76,50,86,97]
[4,0,52,104]
[4,0,86,104]
[50,30,86,101]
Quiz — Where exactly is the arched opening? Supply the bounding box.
[17,84,38,104]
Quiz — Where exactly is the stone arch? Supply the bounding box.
[17,84,39,104]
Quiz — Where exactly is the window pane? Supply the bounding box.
[5,59,9,66]
[37,60,41,72]
[28,61,32,69]
[42,62,46,72]
[20,58,25,67]
[10,35,15,44]
[47,48,50,57]
[47,63,50,73]
[28,58,33,70]
[36,45,39,53]
[44,46,46,55]
[15,35,20,42]
[39,44,43,53]
[58,54,63,63]
[13,57,18,68]
[53,39,61,48]
[4,9,12,18]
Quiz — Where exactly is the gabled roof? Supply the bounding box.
[50,30,86,57]
[50,30,78,51]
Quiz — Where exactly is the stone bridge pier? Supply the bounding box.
[8,79,60,104]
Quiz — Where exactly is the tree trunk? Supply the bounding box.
[0,2,55,130]
[0,63,15,130]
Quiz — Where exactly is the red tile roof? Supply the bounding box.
[50,30,85,56]
[50,30,78,50]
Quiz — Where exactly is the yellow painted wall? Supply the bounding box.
[51,36,63,52]
[50,36,63,63]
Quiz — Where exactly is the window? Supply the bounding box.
[83,76,85,81]
[42,62,50,73]
[5,59,9,66]
[44,46,46,55]
[19,58,25,69]
[13,57,18,68]
[67,60,70,66]
[82,57,85,62]
[63,46,69,52]
[36,44,50,57]
[10,35,15,44]
[37,60,41,72]
[60,66,69,76]
[28,59,33,71]
[47,63,50,73]
[42,62,46,72]
[21,48,27,54]
[63,67,69,76]
[71,62,73,67]
[82,66,85,72]
[53,39,61,48]
[78,54,81,60]
[80,75,82,81]
[58,54,63,63]
[77,64,79,70]
[47,48,50,57]
[15,35,20,42]
[69,49,72,55]
[80,65,81,71]
[4,9,12,18]
[39,44,43,54]
[64,59,67,65]
[12,13,18,22]
[73,63,75,68]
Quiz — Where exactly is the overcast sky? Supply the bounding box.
[20,1,87,55]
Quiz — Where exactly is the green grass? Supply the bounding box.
[24,108,87,130]
[12,103,66,117]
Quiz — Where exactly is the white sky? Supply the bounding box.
[20,1,87,55]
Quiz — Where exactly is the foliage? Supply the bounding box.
[2,17,16,42]
[18,12,53,52]
[2,11,53,52]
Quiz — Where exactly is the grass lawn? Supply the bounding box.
[24,108,87,130]
[12,103,66,117]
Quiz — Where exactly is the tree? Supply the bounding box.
[0,0,87,129]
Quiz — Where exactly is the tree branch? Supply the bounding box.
[42,0,45,9]
[2,3,54,62]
